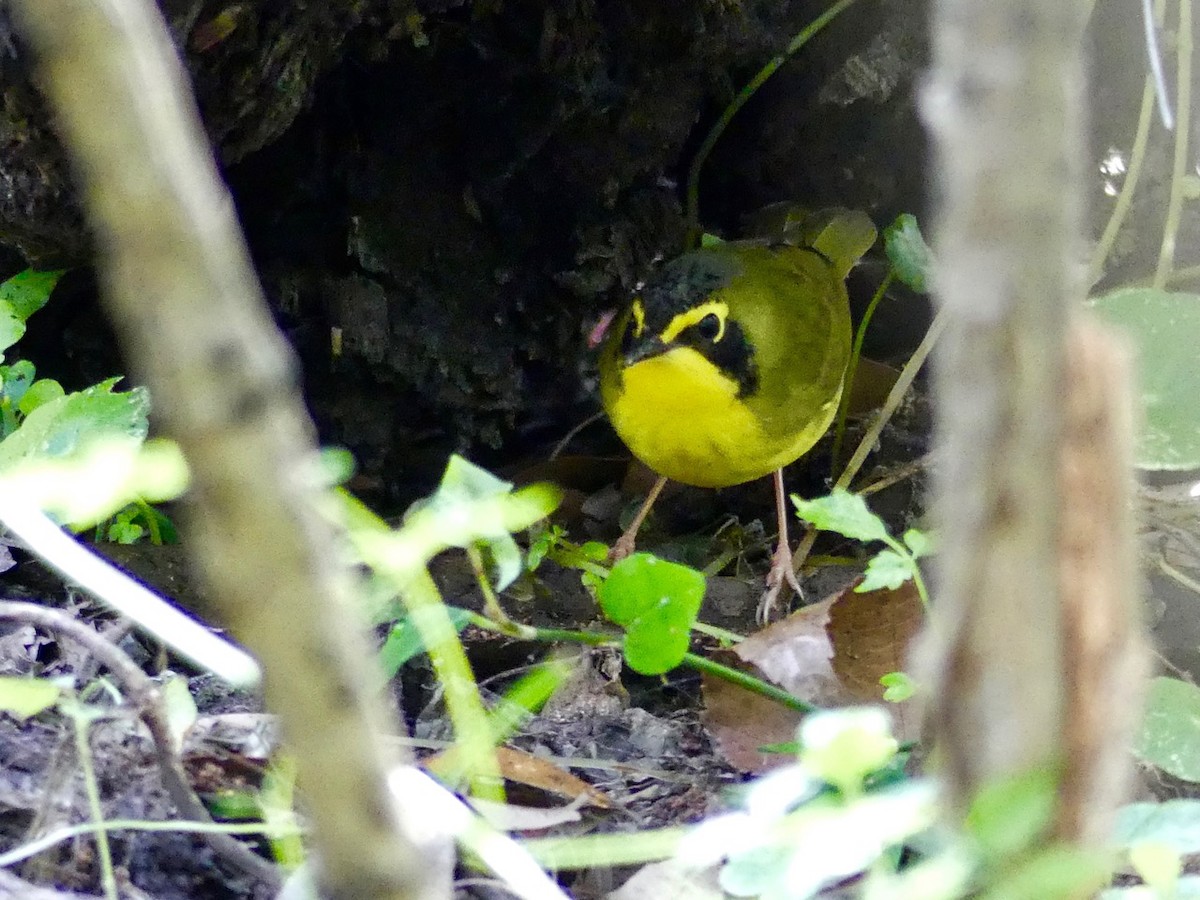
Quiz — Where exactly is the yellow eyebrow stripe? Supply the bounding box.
[660,300,728,344]
[630,299,646,339]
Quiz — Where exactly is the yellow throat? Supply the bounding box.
[599,227,867,489]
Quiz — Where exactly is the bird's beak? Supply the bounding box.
[623,335,668,367]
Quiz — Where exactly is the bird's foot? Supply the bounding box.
[757,539,803,625]
[608,530,638,564]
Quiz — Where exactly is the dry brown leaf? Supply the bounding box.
[829,580,924,699]
[424,745,611,809]
[829,580,925,741]
[734,594,855,704]
[702,661,802,773]
[702,580,926,770]
[702,595,853,773]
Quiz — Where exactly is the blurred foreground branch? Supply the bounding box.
[923,0,1145,847]
[10,1,446,897]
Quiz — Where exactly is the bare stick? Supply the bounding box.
[921,0,1086,811]
[9,1,444,896]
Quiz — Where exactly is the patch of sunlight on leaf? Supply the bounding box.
[1135,677,1200,782]
[0,378,149,474]
[1087,288,1200,470]
[0,676,62,720]
[0,437,188,528]
[793,488,889,543]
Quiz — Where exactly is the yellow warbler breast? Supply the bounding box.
[598,241,852,489]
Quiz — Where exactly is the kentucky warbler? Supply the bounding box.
[598,208,876,611]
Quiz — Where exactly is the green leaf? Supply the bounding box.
[0,675,62,719]
[107,516,144,544]
[316,446,356,486]
[0,437,188,528]
[717,783,936,900]
[379,606,473,677]
[577,540,610,590]
[857,549,914,592]
[965,767,1058,864]
[1087,288,1200,470]
[0,310,24,356]
[598,553,704,675]
[982,845,1112,900]
[1115,800,1200,853]
[0,270,63,354]
[525,524,561,572]
[404,455,561,591]
[205,791,262,820]
[0,378,149,473]
[0,360,35,407]
[0,269,63,320]
[799,707,898,796]
[720,843,792,897]
[902,528,932,559]
[880,671,916,703]
[883,214,932,293]
[1134,677,1200,781]
[18,379,65,418]
[793,488,890,543]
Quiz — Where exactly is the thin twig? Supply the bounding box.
[1142,0,1175,129]
[683,0,862,244]
[0,601,280,888]
[784,309,948,584]
[0,498,257,685]
[1088,75,1157,285]
[1154,0,1192,288]
[63,702,117,900]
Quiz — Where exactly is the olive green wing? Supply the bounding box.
[742,204,877,278]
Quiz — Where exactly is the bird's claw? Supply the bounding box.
[757,540,802,625]
[608,532,637,564]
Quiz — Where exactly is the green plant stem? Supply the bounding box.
[394,568,504,800]
[523,825,688,870]
[1158,554,1200,598]
[466,543,511,626]
[1146,263,1200,287]
[692,620,745,644]
[838,306,947,492]
[135,498,163,545]
[681,651,816,712]
[831,270,894,474]
[881,535,931,612]
[790,308,948,577]
[467,613,816,712]
[547,544,610,581]
[1089,75,1156,286]
[684,0,862,245]
[467,611,614,647]
[67,703,119,900]
[1154,0,1192,289]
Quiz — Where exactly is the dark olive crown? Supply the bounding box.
[620,248,759,398]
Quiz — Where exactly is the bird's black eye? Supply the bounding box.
[696,312,722,341]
